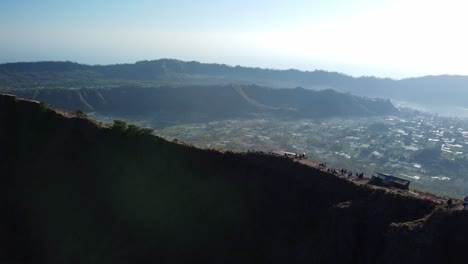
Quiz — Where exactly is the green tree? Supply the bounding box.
[112,120,128,132]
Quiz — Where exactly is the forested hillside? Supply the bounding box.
[4,85,397,125]
[2,59,468,109]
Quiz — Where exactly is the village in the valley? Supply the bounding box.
[88,108,468,197]
[156,111,468,197]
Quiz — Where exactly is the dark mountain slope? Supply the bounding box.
[2,59,468,108]
[242,86,395,117]
[1,94,467,264]
[5,85,397,125]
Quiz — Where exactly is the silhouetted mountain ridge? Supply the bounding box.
[1,93,468,263]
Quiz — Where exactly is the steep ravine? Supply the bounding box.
[0,93,466,264]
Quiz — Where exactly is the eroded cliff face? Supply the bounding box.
[0,94,466,264]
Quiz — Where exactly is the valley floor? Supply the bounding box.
[87,111,468,198]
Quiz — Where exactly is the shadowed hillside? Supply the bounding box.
[4,85,397,125]
[1,94,467,264]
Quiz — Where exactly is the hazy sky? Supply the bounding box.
[1,0,468,78]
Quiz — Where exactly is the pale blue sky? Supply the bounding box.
[1,0,468,78]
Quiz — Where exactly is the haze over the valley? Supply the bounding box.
[2,0,468,78]
[4,1,468,263]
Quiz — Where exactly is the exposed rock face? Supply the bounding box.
[0,94,466,264]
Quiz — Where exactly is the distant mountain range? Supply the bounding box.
[1,59,468,112]
[5,85,397,126]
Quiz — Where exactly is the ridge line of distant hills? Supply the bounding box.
[3,85,398,126]
[1,59,468,110]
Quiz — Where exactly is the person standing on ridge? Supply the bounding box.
[447,198,453,210]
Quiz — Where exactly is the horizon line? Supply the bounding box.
[1,58,467,81]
